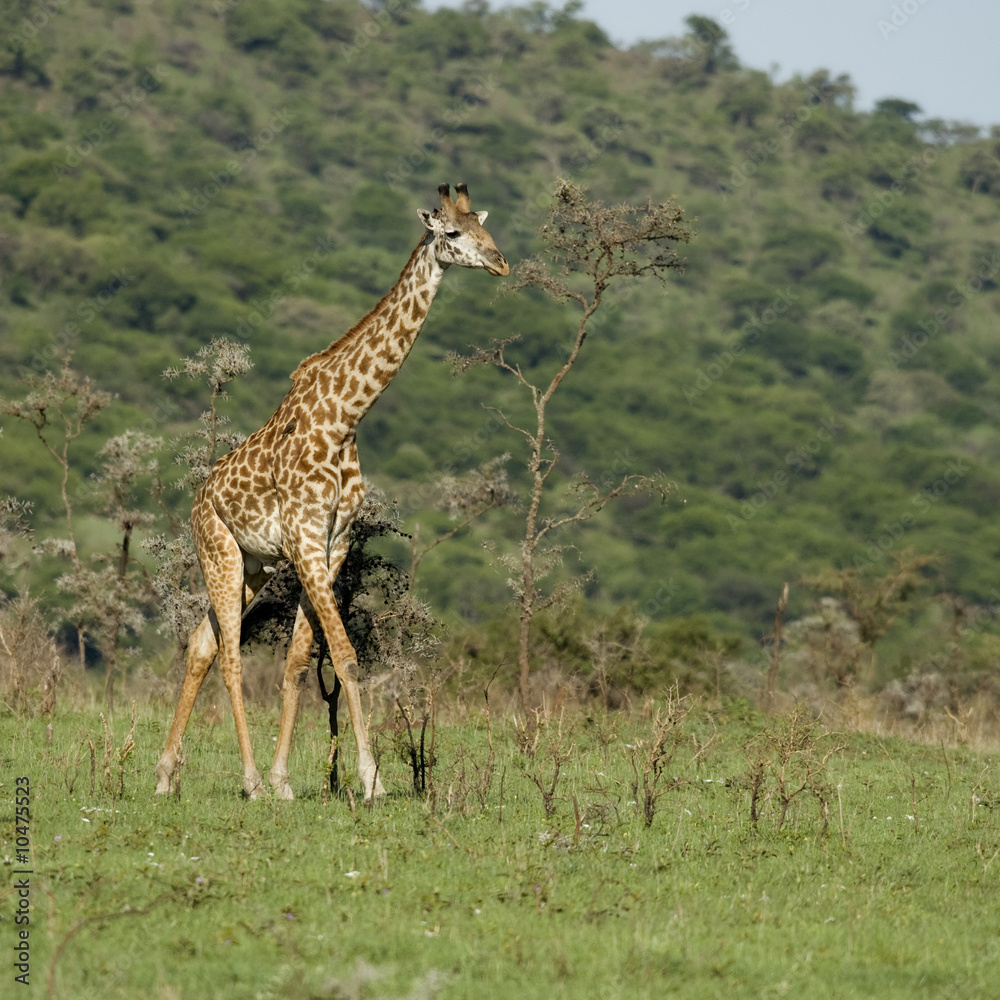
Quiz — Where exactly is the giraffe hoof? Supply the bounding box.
[365,776,387,802]
[154,759,176,796]
[243,772,267,800]
[269,773,295,801]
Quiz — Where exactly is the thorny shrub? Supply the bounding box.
[743,705,846,832]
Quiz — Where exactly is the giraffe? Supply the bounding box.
[155,183,508,801]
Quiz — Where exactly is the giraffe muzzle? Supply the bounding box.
[487,255,510,277]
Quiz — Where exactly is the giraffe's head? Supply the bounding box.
[418,183,509,277]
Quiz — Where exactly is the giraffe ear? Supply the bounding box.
[476,211,488,224]
[417,209,436,230]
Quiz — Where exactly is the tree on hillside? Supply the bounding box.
[684,15,738,75]
[453,179,695,722]
[874,98,922,121]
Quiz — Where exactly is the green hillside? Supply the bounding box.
[2,0,1000,676]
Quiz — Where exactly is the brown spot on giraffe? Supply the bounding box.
[155,182,508,802]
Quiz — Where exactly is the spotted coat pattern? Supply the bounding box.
[155,185,508,800]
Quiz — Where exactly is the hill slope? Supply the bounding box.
[2,1,1000,667]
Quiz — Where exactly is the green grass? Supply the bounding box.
[4,698,999,999]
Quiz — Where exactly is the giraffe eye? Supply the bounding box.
[445,230,460,239]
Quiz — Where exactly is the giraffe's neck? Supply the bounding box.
[299,237,447,428]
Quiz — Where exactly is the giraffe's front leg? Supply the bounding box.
[290,544,386,802]
[338,656,386,801]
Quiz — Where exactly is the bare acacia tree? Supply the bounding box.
[72,431,161,715]
[452,179,695,718]
[163,337,253,494]
[0,354,112,668]
[408,456,515,586]
[0,496,32,568]
[148,339,254,658]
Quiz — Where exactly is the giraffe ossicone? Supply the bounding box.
[155,183,508,802]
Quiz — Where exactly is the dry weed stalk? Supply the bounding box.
[524,711,575,818]
[430,678,499,818]
[626,686,695,827]
[96,704,137,800]
[396,691,433,795]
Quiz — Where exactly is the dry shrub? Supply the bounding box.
[76,707,138,801]
[743,705,846,832]
[0,594,62,716]
[625,686,697,827]
[519,710,575,817]
[834,684,1000,748]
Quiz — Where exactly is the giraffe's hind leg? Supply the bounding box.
[268,601,316,800]
[156,503,268,799]
[155,612,218,795]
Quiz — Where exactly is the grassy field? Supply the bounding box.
[3,694,999,999]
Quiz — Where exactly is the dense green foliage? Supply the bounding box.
[2,0,1000,676]
[5,700,1000,998]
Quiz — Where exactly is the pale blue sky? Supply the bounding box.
[430,1,999,129]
